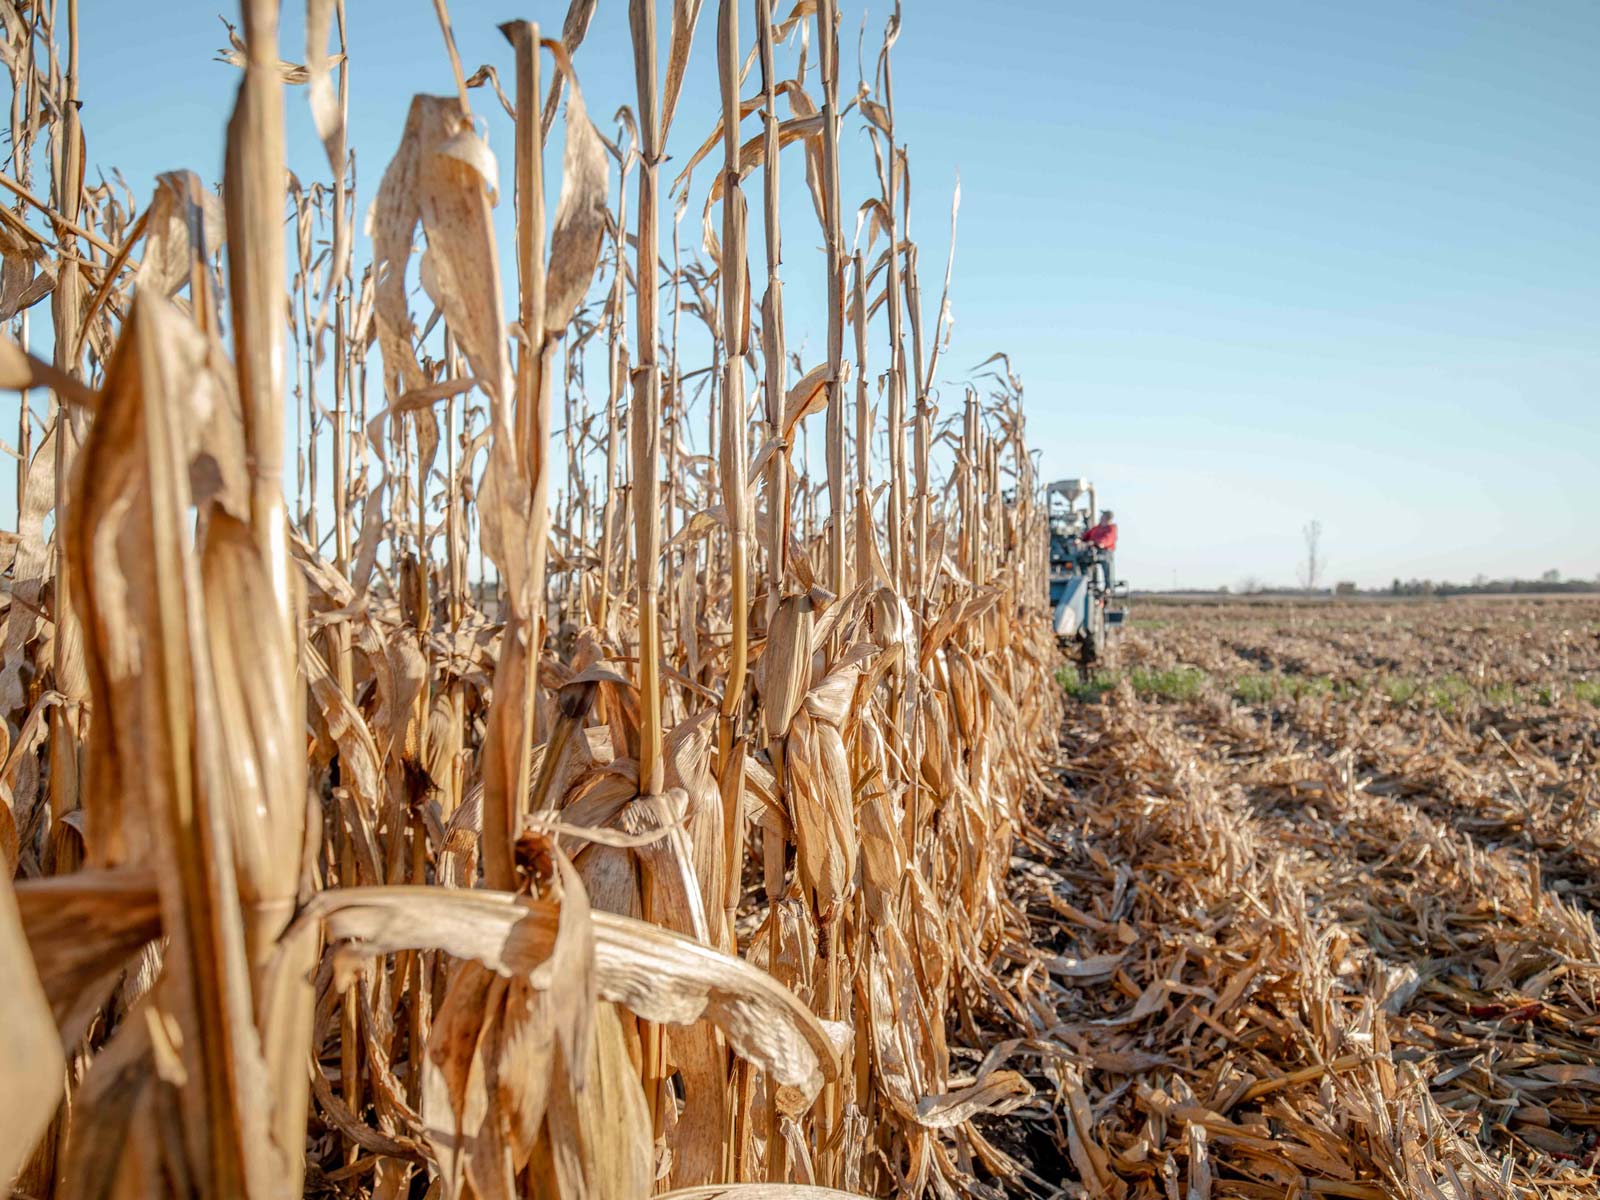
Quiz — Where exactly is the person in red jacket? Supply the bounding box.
[1085,510,1117,552]
[1084,510,1117,588]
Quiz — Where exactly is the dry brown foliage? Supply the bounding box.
[0,2,1068,1197]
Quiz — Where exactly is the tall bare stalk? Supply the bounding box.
[819,0,845,603]
[46,0,85,870]
[756,0,787,613]
[628,0,666,800]
[715,0,750,960]
[512,20,551,768]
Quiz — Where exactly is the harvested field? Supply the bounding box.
[998,599,1600,1198]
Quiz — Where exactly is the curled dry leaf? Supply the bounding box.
[914,1068,1031,1129]
[302,885,840,1099]
[14,867,162,1045]
[540,39,610,335]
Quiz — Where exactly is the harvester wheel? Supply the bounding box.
[1076,630,1100,681]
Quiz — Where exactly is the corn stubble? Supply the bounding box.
[0,0,1065,1196]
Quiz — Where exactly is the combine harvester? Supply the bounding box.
[1048,478,1128,677]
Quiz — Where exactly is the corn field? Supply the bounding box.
[0,1,1069,1197]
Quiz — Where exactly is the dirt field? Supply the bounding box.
[1003,598,1600,1198]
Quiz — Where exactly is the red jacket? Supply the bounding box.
[1085,521,1117,551]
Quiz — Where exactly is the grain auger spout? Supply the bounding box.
[1047,478,1128,678]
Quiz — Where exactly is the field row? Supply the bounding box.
[1009,600,1600,1198]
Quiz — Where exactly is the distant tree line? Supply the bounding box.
[1163,572,1600,599]
[1384,573,1600,597]
[1221,576,1599,597]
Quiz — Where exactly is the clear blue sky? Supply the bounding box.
[27,0,1600,588]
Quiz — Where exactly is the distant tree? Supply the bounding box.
[1238,575,1262,595]
[1541,568,1561,584]
[1472,573,1488,588]
[1391,578,1401,595]
[1335,581,1357,595]
[1299,520,1323,593]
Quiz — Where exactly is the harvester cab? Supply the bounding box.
[1047,478,1128,677]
